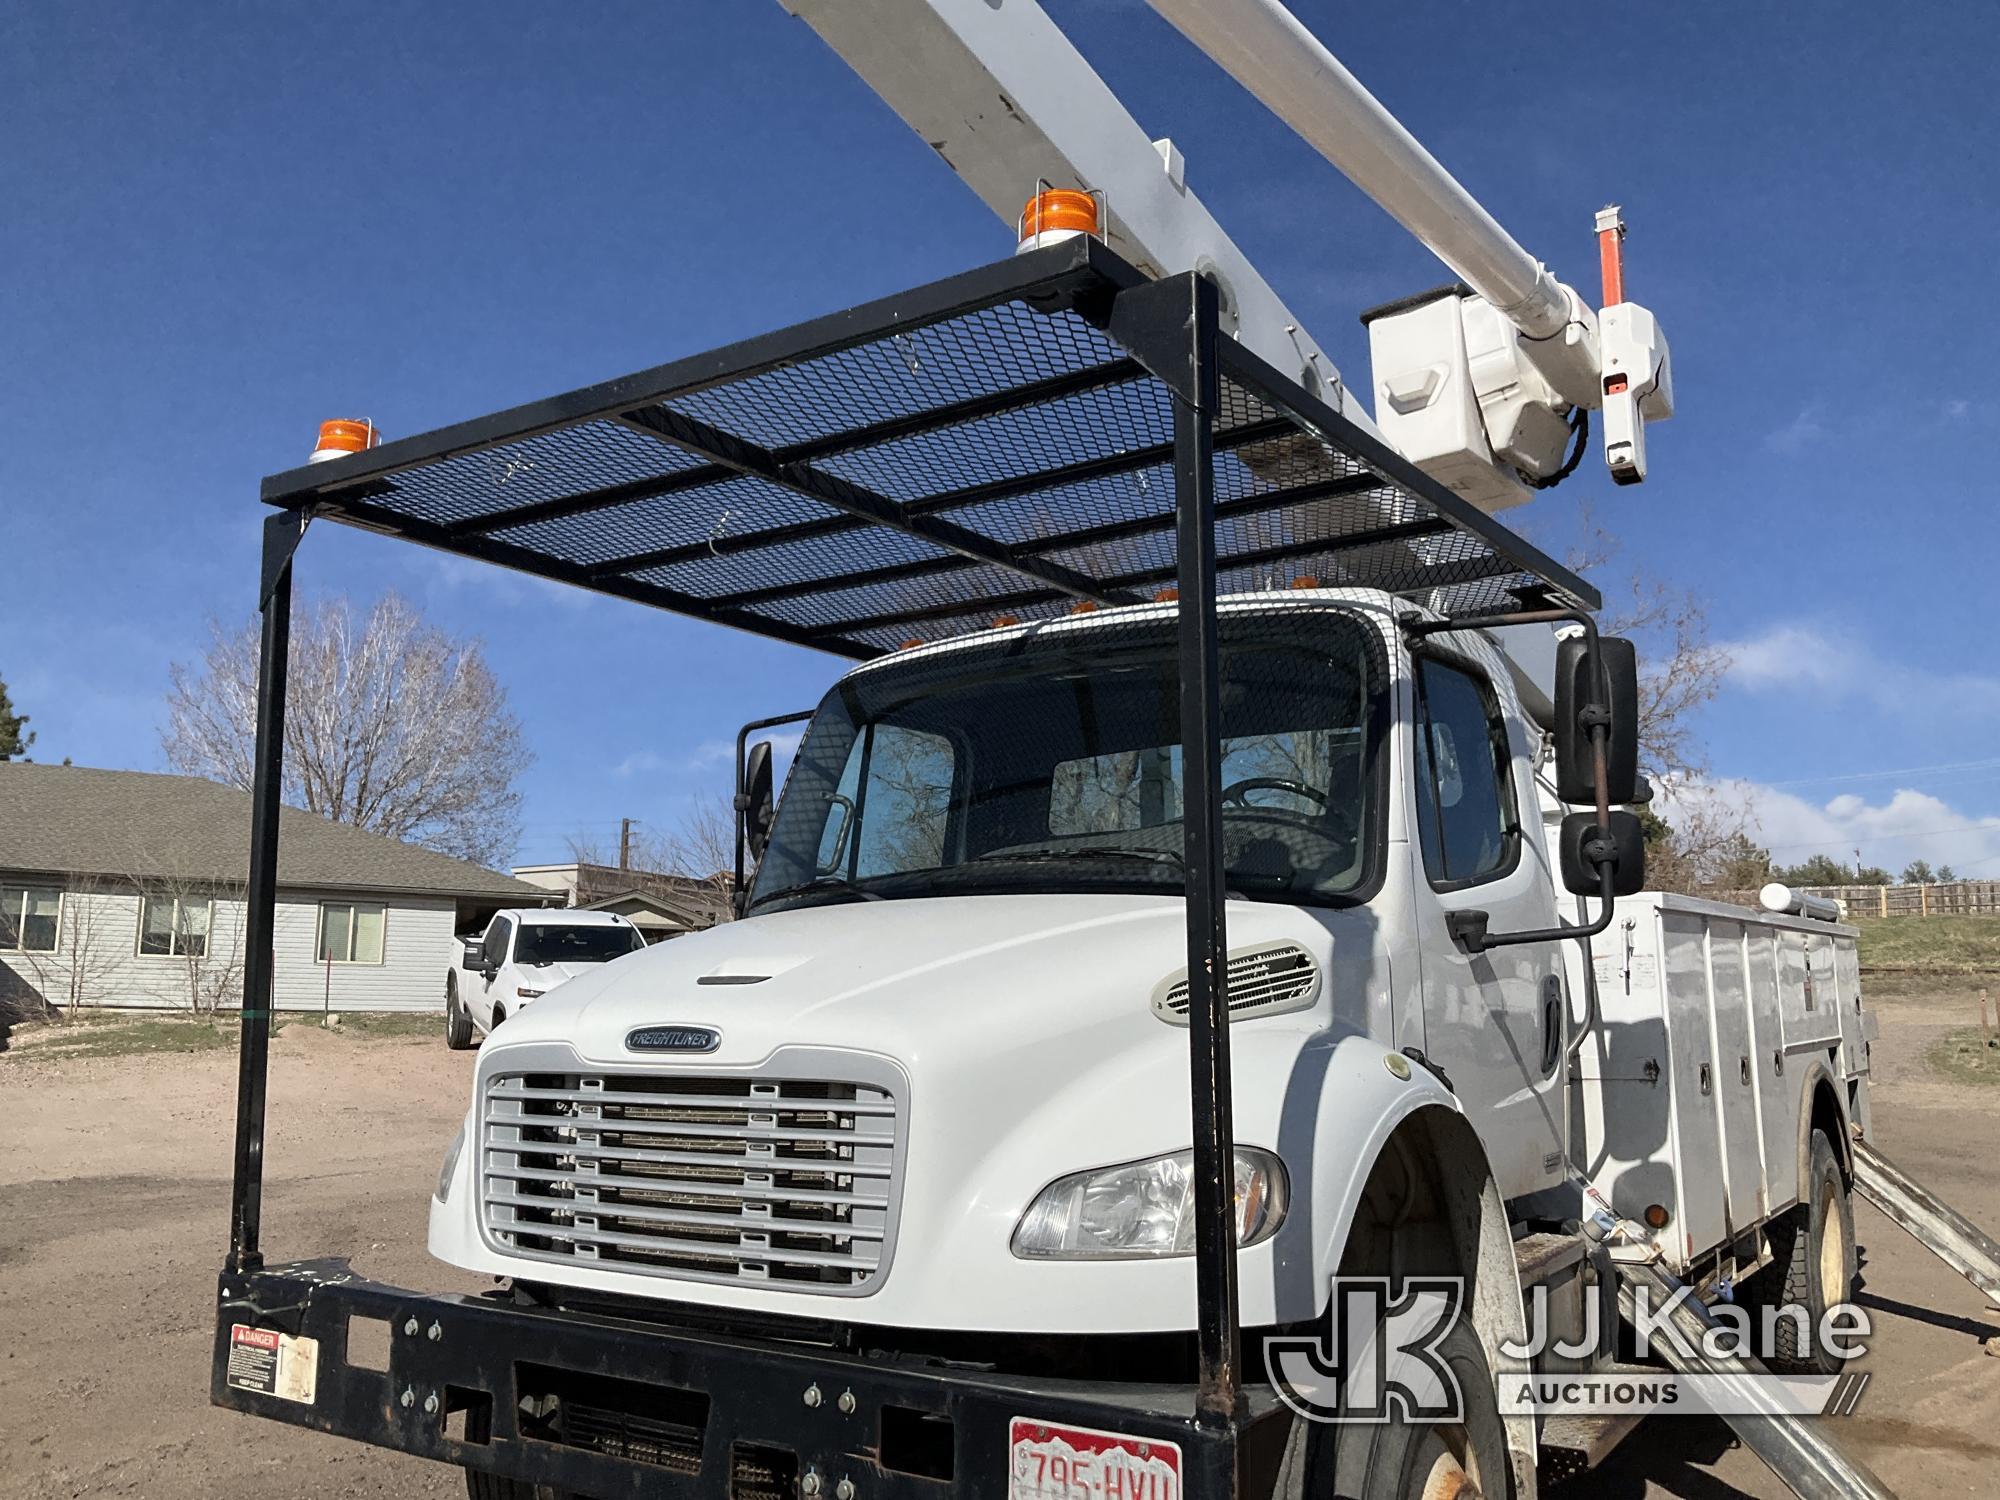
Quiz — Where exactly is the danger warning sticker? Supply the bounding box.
[227,1323,319,1405]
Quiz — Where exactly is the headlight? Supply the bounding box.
[1011,1148,1286,1260]
[435,1120,467,1203]
[515,986,545,999]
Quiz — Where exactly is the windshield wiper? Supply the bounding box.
[970,845,1185,869]
[749,875,888,910]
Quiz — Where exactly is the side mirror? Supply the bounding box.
[1553,633,1639,806]
[1560,811,1647,898]
[741,740,776,861]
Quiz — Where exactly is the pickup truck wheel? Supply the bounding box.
[445,981,474,1051]
[1275,1318,1508,1500]
[1749,1127,1855,1375]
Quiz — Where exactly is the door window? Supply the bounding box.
[1412,658,1518,888]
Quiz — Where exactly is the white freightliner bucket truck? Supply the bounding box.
[211,5,1996,1499]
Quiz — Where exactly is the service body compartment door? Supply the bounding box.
[1704,921,1767,1231]
[1662,913,1726,1259]
[1745,928,1799,1217]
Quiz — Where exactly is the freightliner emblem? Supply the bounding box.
[626,1024,721,1053]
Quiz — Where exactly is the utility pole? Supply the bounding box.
[620,818,634,871]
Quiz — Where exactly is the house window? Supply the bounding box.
[139,894,211,957]
[0,885,61,952]
[318,901,386,965]
[1412,657,1519,889]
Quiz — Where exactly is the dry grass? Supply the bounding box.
[0,1008,444,1060]
[1855,916,2000,974]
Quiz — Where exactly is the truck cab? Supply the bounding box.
[444,908,646,1050]
[433,591,1581,1317]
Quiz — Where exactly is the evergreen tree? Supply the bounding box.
[0,676,32,760]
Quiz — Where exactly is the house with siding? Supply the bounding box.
[0,763,552,1017]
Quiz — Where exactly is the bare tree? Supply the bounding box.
[21,875,119,1019]
[163,592,530,867]
[1563,510,1731,789]
[569,792,738,891]
[133,872,246,1018]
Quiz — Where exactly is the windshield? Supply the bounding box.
[751,610,1385,913]
[513,924,645,966]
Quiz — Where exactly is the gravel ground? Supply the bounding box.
[3,987,1999,1499]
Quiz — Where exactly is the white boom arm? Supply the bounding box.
[1142,0,1671,509]
[776,0,1365,422]
[779,0,1672,511]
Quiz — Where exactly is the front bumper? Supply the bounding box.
[213,1259,1288,1498]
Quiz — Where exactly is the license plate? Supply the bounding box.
[1009,1418,1182,1500]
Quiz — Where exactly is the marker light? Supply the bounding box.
[1016,188,1101,255]
[1289,575,1321,590]
[310,419,381,464]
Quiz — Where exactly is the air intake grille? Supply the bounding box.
[1152,942,1320,1024]
[481,1068,898,1294]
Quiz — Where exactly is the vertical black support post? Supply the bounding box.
[1166,275,1243,1449]
[226,508,304,1275]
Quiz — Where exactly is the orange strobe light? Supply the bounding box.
[310,419,381,464]
[1017,189,1100,255]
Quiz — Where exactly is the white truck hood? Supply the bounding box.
[435,892,1408,1332]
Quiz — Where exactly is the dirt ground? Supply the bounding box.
[4,988,1999,1500]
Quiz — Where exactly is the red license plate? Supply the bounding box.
[1008,1418,1182,1500]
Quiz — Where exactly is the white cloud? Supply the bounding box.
[1664,776,2000,879]
[1763,402,1826,455]
[1945,398,1971,420]
[1717,621,2000,717]
[614,729,804,780]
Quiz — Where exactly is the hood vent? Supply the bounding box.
[1152,942,1320,1025]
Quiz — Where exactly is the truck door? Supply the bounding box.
[1407,650,1567,1201]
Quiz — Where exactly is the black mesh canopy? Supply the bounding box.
[266,238,1595,657]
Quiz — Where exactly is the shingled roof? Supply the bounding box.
[0,764,547,902]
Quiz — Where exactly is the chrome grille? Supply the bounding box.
[1153,942,1319,1024]
[481,1067,899,1293]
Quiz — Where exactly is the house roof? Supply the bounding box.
[582,887,730,930]
[0,763,549,902]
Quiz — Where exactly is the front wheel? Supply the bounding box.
[1274,1318,1511,1500]
[445,980,474,1051]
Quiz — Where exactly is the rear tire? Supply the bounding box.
[445,980,474,1051]
[1750,1127,1856,1375]
[1274,1318,1511,1500]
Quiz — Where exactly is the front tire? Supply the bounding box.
[1750,1128,1856,1375]
[1274,1318,1510,1500]
[444,979,474,1051]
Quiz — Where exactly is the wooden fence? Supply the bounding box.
[1708,882,2000,919]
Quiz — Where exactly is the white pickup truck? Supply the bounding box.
[443,908,646,1050]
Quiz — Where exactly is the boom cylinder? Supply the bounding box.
[1142,0,1574,341]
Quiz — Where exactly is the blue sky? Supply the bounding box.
[5,1,1997,876]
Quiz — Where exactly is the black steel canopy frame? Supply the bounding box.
[218,238,1596,1499]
